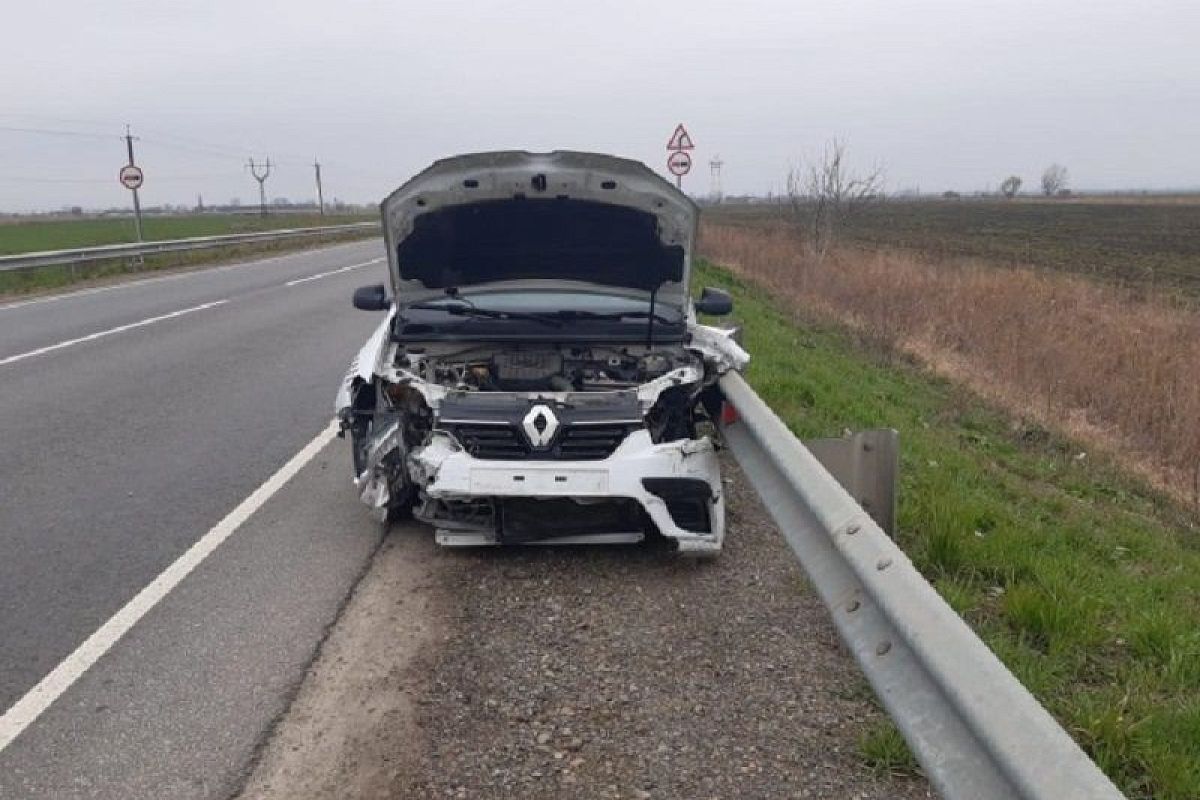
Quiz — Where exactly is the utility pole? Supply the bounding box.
[313,160,325,216]
[125,125,144,242]
[709,154,724,204]
[247,157,272,217]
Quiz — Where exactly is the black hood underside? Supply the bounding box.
[395,198,685,293]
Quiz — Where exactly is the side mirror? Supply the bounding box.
[694,286,733,316]
[352,283,390,311]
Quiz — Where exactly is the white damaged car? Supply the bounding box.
[336,151,747,555]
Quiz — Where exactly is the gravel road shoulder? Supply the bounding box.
[236,458,932,799]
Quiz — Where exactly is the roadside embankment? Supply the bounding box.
[693,254,1200,799]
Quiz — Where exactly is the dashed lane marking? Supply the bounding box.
[0,420,341,754]
[0,300,230,367]
[283,258,383,287]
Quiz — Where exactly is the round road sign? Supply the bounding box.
[667,150,692,177]
[119,165,144,190]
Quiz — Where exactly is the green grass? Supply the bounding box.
[698,259,1200,799]
[859,721,921,778]
[708,200,1200,293]
[0,213,377,296]
[0,213,371,255]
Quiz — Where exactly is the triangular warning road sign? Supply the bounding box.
[667,123,695,151]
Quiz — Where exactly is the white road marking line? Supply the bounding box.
[0,420,340,754]
[0,273,197,310]
[284,258,383,287]
[0,300,228,367]
[0,260,267,312]
[0,243,382,312]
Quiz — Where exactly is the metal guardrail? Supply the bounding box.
[0,221,380,273]
[717,370,1126,800]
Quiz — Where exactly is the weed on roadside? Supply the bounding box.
[858,721,920,779]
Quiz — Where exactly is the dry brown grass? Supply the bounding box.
[700,222,1200,506]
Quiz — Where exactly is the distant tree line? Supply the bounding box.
[987,165,1070,199]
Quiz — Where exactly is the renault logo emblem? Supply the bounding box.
[522,404,559,448]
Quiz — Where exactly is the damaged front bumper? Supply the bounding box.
[408,430,724,554]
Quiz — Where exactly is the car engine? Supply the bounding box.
[398,343,700,393]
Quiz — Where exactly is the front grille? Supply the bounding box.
[557,424,632,460]
[443,422,634,461]
[449,424,528,460]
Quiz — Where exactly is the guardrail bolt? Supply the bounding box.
[876,641,893,656]
[876,557,893,571]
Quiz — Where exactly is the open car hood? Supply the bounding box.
[380,151,698,309]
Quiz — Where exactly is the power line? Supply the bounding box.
[0,119,382,176]
[0,113,122,126]
[138,129,318,167]
[0,171,251,184]
[137,137,248,162]
[0,175,114,184]
[0,119,385,210]
[137,136,323,168]
[0,121,377,177]
[136,129,294,163]
[0,125,120,142]
[0,123,281,165]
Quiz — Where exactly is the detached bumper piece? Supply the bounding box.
[414,430,725,555]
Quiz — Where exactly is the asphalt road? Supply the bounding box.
[0,240,392,798]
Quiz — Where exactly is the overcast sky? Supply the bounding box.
[3,0,1198,212]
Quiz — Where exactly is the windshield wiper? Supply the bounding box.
[405,301,564,327]
[404,302,679,328]
[547,309,679,326]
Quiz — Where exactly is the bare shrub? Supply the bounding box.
[700,221,1200,506]
[786,139,885,260]
[1000,176,1022,198]
[1042,164,1069,197]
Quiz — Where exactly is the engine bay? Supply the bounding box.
[397,343,701,393]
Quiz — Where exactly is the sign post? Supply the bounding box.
[667,151,692,183]
[666,123,695,190]
[121,125,145,243]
